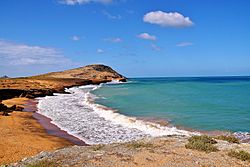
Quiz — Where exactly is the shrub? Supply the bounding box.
[92,144,104,151]
[185,135,218,153]
[188,135,217,144]
[215,135,240,144]
[228,150,250,161]
[26,160,58,167]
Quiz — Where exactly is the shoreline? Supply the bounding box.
[0,112,69,165]
[2,88,250,166]
[24,98,87,146]
[0,98,77,165]
[47,83,249,144]
[33,83,249,145]
[33,112,87,146]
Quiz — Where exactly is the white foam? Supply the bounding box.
[234,132,250,143]
[37,82,198,145]
[105,79,125,85]
[85,85,197,137]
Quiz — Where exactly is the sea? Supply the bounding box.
[37,76,250,144]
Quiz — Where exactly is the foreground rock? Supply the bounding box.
[8,137,250,167]
[0,101,23,116]
[0,64,126,100]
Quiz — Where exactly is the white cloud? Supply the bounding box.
[143,11,194,28]
[104,37,122,43]
[151,43,160,51]
[137,33,156,41]
[0,40,71,66]
[97,48,104,53]
[60,0,112,5]
[177,42,193,47]
[71,35,80,41]
[102,10,121,20]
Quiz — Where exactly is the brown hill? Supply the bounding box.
[32,64,126,81]
[0,64,126,100]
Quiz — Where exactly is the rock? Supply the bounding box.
[15,106,24,111]
[8,105,16,110]
[0,102,23,116]
[0,102,8,111]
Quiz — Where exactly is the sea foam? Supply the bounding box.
[37,82,196,144]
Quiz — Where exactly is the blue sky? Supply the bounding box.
[0,0,250,77]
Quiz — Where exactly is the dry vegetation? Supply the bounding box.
[185,135,219,153]
[26,160,59,167]
[228,150,250,161]
[215,135,240,144]
[11,137,250,167]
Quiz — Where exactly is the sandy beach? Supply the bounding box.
[0,98,74,165]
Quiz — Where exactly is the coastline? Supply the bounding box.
[2,85,250,166]
[32,82,249,146]
[0,98,78,165]
[27,98,87,146]
[33,112,87,146]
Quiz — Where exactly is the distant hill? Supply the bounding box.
[0,64,126,100]
[0,75,9,79]
[32,64,126,81]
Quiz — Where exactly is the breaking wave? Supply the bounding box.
[37,82,197,144]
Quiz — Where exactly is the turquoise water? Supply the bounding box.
[92,77,250,133]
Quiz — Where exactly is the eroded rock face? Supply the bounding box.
[0,89,55,100]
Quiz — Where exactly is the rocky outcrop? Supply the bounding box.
[0,64,126,100]
[33,64,126,81]
[0,101,23,116]
[0,89,55,100]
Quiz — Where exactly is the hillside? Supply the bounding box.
[0,64,126,100]
[33,64,126,81]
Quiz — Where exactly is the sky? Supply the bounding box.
[0,0,250,77]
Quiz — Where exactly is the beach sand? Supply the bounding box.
[0,98,74,165]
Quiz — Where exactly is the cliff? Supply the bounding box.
[0,64,126,100]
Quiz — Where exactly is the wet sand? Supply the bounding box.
[0,98,84,165]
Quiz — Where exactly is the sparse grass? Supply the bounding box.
[92,144,104,151]
[215,135,240,144]
[228,150,250,161]
[26,160,58,167]
[185,135,218,153]
[127,141,153,149]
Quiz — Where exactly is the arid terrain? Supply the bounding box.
[8,136,250,167]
